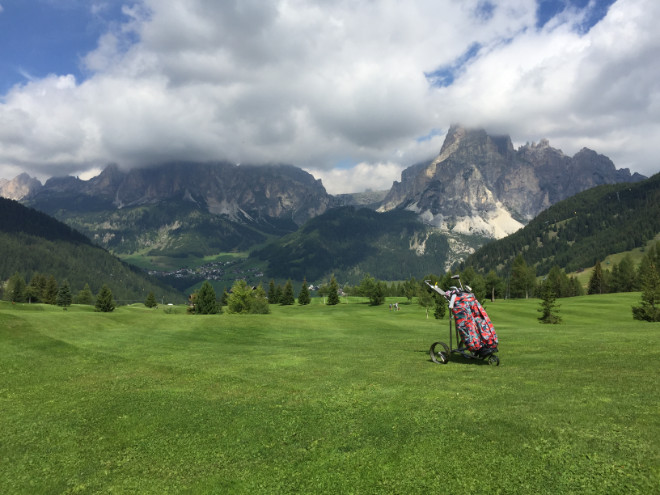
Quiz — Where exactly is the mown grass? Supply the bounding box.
[1,294,658,494]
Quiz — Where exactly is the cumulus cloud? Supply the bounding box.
[0,0,658,191]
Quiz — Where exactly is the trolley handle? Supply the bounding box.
[424,280,447,297]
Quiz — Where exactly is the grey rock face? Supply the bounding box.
[0,173,43,200]
[25,161,336,226]
[379,125,643,239]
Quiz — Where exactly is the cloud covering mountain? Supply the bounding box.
[0,0,658,193]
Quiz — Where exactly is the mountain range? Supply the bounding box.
[1,125,647,286]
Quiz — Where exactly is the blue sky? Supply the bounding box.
[0,0,657,193]
[0,2,112,93]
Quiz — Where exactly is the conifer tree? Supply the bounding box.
[26,273,46,303]
[357,274,384,306]
[144,291,158,308]
[632,254,660,322]
[280,279,295,305]
[7,272,26,303]
[227,280,253,314]
[75,284,94,305]
[403,277,417,302]
[567,276,584,297]
[195,281,220,314]
[588,261,605,295]
[95,284,116,312]
[273,285,283,304]
[44,275,59,305]
[249,284,270,314]
[268,279,278,304]
[538,282,562,324]
[434,295,447,319]
[298,278,311,305]
[510,255,536,298]
[327,275,340,305]
[56,280,72,308]
[611,255,637,293]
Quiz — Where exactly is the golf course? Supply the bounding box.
[1,293,658,494]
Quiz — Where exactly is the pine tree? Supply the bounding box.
[357,274,384,306]
[227,280,253,314]
[196,281,220,314]
[434,295,447,319]
[273,285,283,304]
[327,275,340,305]
[144,291,158,308]
[538,282,562,324]
[75,283,94,305]
[26,273,46,303]
[95,284,116,312]
[298,278,311,305]
[280,279,295,305]
[510,255,536,298]
[249,284,270,314]
[44,275,59,305]
[588,261,604,295]
[632,256,660,322]
[403,277,417,302]
[6,272,26,303]
[567,276,584,297]
[268,279,278,304]
[370,281,385,306]
[607,255,637,294]
[56,280,72,308]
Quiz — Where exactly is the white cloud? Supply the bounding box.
[0,0,658,191]
[307,162,406,195]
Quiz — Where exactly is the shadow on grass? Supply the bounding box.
[417,349,498,366]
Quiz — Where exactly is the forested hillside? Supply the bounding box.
[461,173,660,276]
[0,198,184,303]
[252,206,450,283]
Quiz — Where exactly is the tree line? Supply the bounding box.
[587,243,660,322]
[2,271,118,312]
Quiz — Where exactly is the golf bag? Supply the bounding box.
[448,289,498,352]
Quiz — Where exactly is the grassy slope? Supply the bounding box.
[570,233,660,287]
[1,295,658,494]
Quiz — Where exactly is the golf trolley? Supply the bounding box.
[426,275,500,366]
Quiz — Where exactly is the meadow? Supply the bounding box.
[1,294,658,494]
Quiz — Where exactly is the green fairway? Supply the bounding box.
[1,295,658,494]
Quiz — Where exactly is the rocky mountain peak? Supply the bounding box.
[379,125,644,242]
[0,172,43,200]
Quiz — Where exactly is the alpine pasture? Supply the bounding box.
[1,294,658,494]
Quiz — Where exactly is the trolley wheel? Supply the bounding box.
[487,354,500,366]
[430,341,450,364]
